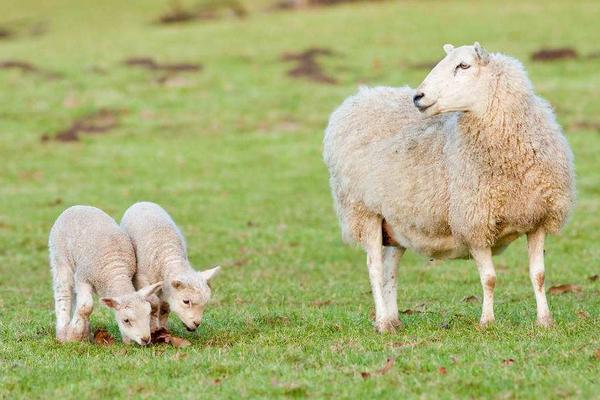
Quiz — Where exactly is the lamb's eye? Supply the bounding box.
[123,319,130,324]
[183,300,191,306]
[457,62,470,70]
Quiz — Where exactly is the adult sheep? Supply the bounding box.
[323,42,575,333]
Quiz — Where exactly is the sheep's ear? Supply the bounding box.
[474,42,490,65]
[200,266,221,282]
[138,281,163,299]
[171,279,185,290]
[101,297,120,310]
[443,44,454,55]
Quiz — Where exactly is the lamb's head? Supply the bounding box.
[414,42,491,116]
[164,266,221,331]
[101,281,163,346]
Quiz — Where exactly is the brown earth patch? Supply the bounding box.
[531,48,577,62]
[156,1,246,24]
[281,47,337,84]
[547,284,582,295]
[124,57,202,73]
[0,60,61,79]
[151,327,191,347]
[93,329,115,346]
[273,0,386,10]
[568,121,600,133]
[41,109,122,142]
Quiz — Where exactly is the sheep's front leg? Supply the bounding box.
[147,294,161,333]
[158,301,170,330]
[527,228,553,327]
[382,246,404,330]
[364,221,394,333]
[470,247,496,326]
[67,282,94,341]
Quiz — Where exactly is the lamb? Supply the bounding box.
[120,202,220,333]
[49,205,163,344]
[323,42,575,333]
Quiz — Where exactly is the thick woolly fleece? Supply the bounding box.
[49,206,138,337]
[323,53,575,258]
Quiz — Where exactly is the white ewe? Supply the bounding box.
[120,202,220,333]
[323,42,575,332]
[49,206,163,344]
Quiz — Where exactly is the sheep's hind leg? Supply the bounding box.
[527,228,553,327]
[470,247,496,326]
[51,254,74,342]
[67,281,94,341]
[382,246,405,330]
[363,219,395,333]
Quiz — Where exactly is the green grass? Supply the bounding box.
[1,0,599,398]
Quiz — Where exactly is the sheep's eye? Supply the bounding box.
[123,319,130,324]
[457,62,470,70]
[183,300,191,306]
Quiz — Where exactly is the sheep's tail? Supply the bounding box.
[50,253,73,341]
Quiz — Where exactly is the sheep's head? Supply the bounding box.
[414,42,491,116]
[101,281,163,346]
[165,265,220,331]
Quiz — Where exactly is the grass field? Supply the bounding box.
[0,0,599,398]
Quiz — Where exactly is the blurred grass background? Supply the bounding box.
[0,0,598,398]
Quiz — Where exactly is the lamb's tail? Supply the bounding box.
[50,253,73,341]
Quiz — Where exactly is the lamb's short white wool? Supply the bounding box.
[120,202,220,332]
[323,43,575,332]
[49,206,163,345]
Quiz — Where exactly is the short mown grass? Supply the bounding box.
[0,0,598,398]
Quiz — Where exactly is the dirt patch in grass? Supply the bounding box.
[0,21,47,40]
[93,329,115,346]
[273,0,386,10]
[41,109,122,142]
[156,0,246,24]
[531,48,578,62]
[151,328,191,348]
[548,284,582,295]
[124,57,202,73]
[0,60,61,79]
[281,47,337,84]
[568,121,600,133]
[124,57,202,86]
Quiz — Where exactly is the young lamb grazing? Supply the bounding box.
[49,205,163,345]
[120,202,220,333]
[323,42,575,333]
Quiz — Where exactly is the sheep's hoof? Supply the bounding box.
[374,318,403,333]
[537,316,554,328]
[478,318,495,328]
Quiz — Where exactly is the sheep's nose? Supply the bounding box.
[413,92,425,106]
[193,320,201,327]
[141,336,150,345]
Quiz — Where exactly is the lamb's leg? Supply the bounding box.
[363,219,394,333]
[158,301,170,330]
[527,228,553,327]
[135,275,161,332]
[470,247,496,326]
[381,246,405,329]
[50,254,74,342]
[67,281,94,341]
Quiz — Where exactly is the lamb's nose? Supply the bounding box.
[413,92,425,106]
[141,336,150,345]
[193,321,201,327]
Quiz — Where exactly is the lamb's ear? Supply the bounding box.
[101,297,120,310]
[171,279,185,290]
[443,44,454,55]
[474,42,490,65]
[200,266,221,282]
[137,281,163,299]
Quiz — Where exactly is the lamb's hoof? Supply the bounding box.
[537,316,554,328]
[374,318,403,333]
[478,318,495,328]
